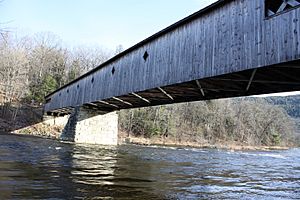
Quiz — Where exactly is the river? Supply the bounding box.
[0,132,299,200]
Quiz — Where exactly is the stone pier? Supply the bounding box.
[60,107,118,145]
[43,115,70,127]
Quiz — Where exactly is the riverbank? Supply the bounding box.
[3,124,294,151]
[118,131,291,151]
[13,122,63,140]
[0,104,63,140]
[0,110,294,151]
[0,117,62,140]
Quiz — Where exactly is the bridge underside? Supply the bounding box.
[48,60,300,116]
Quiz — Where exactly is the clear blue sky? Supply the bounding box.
[1,0,216,50]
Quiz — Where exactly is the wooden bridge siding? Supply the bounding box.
[45,0,300,112]
[265,4,300,66]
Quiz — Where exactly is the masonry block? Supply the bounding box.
[43,115,69,127]
[60,107,118,145]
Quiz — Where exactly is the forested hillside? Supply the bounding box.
[119,98,298,147]
[264,96,300,118]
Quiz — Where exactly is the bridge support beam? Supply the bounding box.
[60,107,118,145]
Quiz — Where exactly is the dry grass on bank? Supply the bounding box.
[118,131,290,151]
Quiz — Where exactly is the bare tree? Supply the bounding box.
[71,45,112,74]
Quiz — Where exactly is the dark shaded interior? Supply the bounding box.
[265,0,300,17]
[48,60,300,116]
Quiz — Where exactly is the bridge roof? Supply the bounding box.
[45,0,230,98]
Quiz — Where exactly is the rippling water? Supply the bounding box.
[0,132,299,199]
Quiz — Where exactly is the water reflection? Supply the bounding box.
[0,133,299,199]
[71,145,117,186]
[68,144,171,199]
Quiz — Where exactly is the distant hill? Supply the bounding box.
[263,95,300,119]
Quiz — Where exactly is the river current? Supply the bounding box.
[0,132,299,199]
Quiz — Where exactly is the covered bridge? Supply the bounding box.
[43,0,300,144]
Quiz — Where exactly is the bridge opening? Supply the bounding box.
[265,0,300,17]
[112,67,115,75]
[143,51,149,61]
